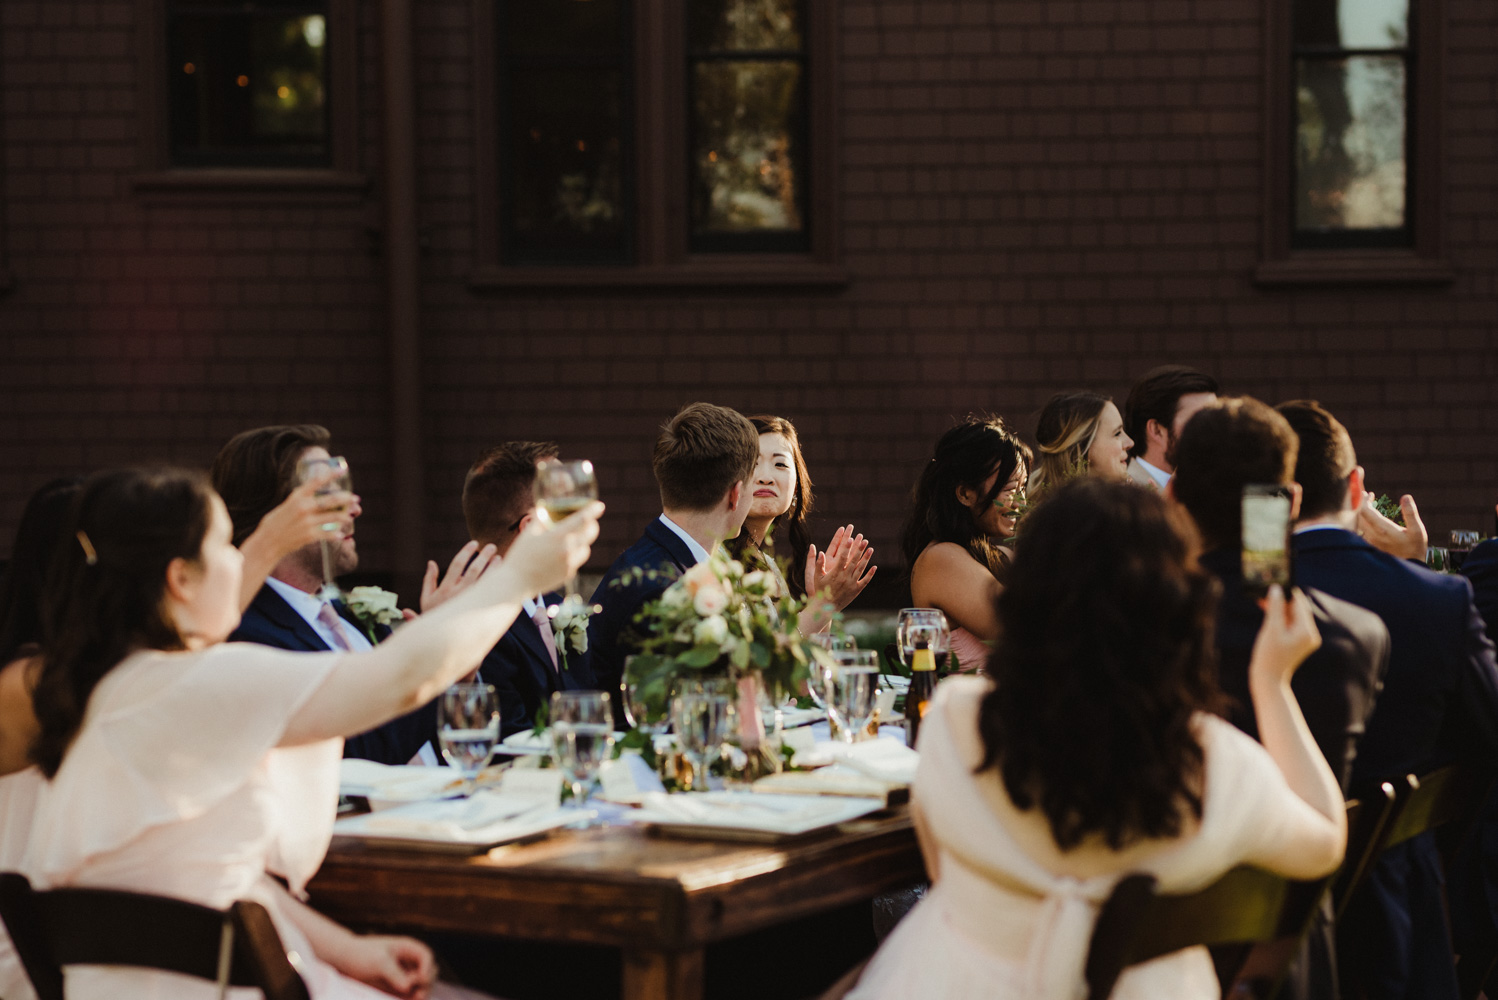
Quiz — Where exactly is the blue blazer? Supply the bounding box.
[478,592,597,739]
[231,584,438,767]
[1291,527,1498,1000]
[1463,538,1498,645]
[586,518,698,727]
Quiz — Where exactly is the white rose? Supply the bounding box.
[724,559,745,578]
[681,562,719,595]
[568,626,588,655]
[348,586,399,613]
[693,583,729,617]
[662,583,692,608]
[741,570,768,592]
[693,614,729,646]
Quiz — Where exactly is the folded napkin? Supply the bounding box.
[753,764,900,800]
[339,759,463,805]
[791,737,920,786]
[634,791,882,834]
[340,770,566,843]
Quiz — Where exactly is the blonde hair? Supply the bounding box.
[1028,392,1111,499]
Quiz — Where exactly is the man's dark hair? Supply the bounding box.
[1276,400,1357,522]
[211,425,331,546]
[653,403,759,512]
[1124,365,1220,460]
[1171,397,1299,552]
[462,441,560,545]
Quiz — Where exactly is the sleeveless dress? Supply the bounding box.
[948,628,990,673]
[19,643,488,1000]
[848,677,1333,1000]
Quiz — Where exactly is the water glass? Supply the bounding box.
[670,678,735,792]
[828,650,880,744]
[621,655,669,735]
[549,691,615,814]
[897,608,951,672]
[437,682,499,794]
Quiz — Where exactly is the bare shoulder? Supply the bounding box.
[912,542,986,577]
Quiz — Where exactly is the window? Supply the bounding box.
[1258,0,1450,282]
[472,0,841,286]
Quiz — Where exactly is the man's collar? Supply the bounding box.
[1293,521,1349,535]
[657,514,712,566]
[1135,456,1172,489]
[264,575,325,616]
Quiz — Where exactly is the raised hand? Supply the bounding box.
[1249,585,1322,689]
[245,467,357,561]
[417,540,499,614]
[343,934,435,1000]
[804,524,877,611]
[1356,491,1428,561]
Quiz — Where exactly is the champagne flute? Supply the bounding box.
[621,656,669,736]
[534,459,599,614]
[295,455,352,603]
[549,690,615,819]
[437,682,499,796]
[828,651,880,745]
[670,678,735,792]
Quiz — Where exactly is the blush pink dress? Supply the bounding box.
[847,677,1335,1000]
[948,628,990,674]
[1,767,45,1000]
[20,643,488,1000]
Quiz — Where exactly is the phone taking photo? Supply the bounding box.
[1241,484,1293,597]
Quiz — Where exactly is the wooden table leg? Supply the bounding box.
[621,948,704,1000]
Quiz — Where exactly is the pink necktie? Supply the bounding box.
[532,603,559,672]
[316,602,355,652]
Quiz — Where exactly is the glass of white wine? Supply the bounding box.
[533,459,598,614]
[437,682,499,796]
[294,455,351,604]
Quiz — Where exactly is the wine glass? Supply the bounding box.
[670,678,735,792]
[827,651,880,745]
[295,455,352,603]
[1450,530,1482,573]
[437,683,499,796]
[621,656,669,736]
[897,608,952,672]
[549,690,615,818]
[534,459,599,614]
[805,632,856,709]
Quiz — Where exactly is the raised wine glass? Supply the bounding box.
[437,682,499,796]
[549,690,615,821]
[827,651,880,745]
[294,455,352,603]
[533,459,599,615]
[897,608,952,672]
[670,678,735,792]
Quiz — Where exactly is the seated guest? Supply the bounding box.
[1027,391,1134,500]
[1121,364,1219,491]
[848,479,1345,1000]
[1461,501,1498,645]
[728,414,877,631]
[212,424,491,765]
[1278,400,1498,1000]
[21,467,597,1000]
[463,441,597,737]
[588,402,759,722]
[902,415,1031,667]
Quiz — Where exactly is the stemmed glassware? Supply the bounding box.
[805,632,856,710]
[533,459,599,614]
[436,682,499,796]
[670,678,735,792]
[295,455,351,603]
[897,608,952,672]
[827,649,880,744]
[549,690,615,819]
[1450,530,1482,573]
[621,656,670,736]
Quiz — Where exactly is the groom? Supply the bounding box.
[587,402,759,725]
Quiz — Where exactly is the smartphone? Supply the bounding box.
[1241,484,1293,597]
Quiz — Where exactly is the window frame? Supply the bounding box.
[469,0,845,289]
[132,0,366,199]
[1256,0,1453,285]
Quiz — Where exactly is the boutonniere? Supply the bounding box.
[549,601,591,671]
[344,586,402,644]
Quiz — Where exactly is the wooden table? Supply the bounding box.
[308,807,924,1000]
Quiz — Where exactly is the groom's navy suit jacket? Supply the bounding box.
[587,518,697,728]
[1292,527,1498,1000]
[231,584,438,766]
[478,591,596,739]
[1464,538,1498,646]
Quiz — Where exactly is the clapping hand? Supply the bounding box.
[804,524,877,612]
[1249,585,1322,689]
[1356,490,1428,561]
[416,540,499,615]
[343,934,436,1000]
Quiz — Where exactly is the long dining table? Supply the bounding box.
[307,805,924,1000]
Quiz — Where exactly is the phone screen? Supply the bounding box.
[1242,485,1293,596]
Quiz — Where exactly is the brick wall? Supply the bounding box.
[2,0,1495,606]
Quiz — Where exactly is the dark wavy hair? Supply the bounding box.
[31,468,216,777]
[726,415,814,597]
[901,414,1032,579]
[0,477,84,669]
[978,477,1226,851]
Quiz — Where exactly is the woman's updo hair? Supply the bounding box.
[1028,391,1111,500]
[901,414,1032,580]
[31,467,217,777]
[978,477,1225,851]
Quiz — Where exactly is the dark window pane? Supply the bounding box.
[507,70,628,261]
[689,0,803,53]
[168,5,329,166]
[1295,56,1406,234]
[508,0,622,60]
[1293,0,1408,50]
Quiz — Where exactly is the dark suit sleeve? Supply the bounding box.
[588,571,667,728]
[477,640,534,740]
[1463,540,1498,647]
[343,700,440,766]
[1446,587,1498,762]
[1291,599,1390,792]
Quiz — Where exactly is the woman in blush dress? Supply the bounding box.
[903,415,1032,671]
[1027,391,1134,502]
[20,466,599,1000]
[849,479,1346,1000]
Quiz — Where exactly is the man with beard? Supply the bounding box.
[1122,364,1219,491]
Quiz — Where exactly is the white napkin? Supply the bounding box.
[753,764,897,799]
[347,770,564,841]
[792,737,919,786]
[339,759,462,805]
[635,791,879,834]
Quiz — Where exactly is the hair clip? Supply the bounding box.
[76,531,98,566]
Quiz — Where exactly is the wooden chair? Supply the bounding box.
[0,873,310,1000]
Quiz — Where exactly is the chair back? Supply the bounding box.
[0,873,310,1000]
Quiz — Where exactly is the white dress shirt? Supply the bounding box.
[264,577,375,653]
[1135,456,1172,490]
[658,514,711,566]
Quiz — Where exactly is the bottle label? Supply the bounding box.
[912,648,936,672]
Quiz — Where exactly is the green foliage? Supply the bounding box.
[1373,493,1405,526]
